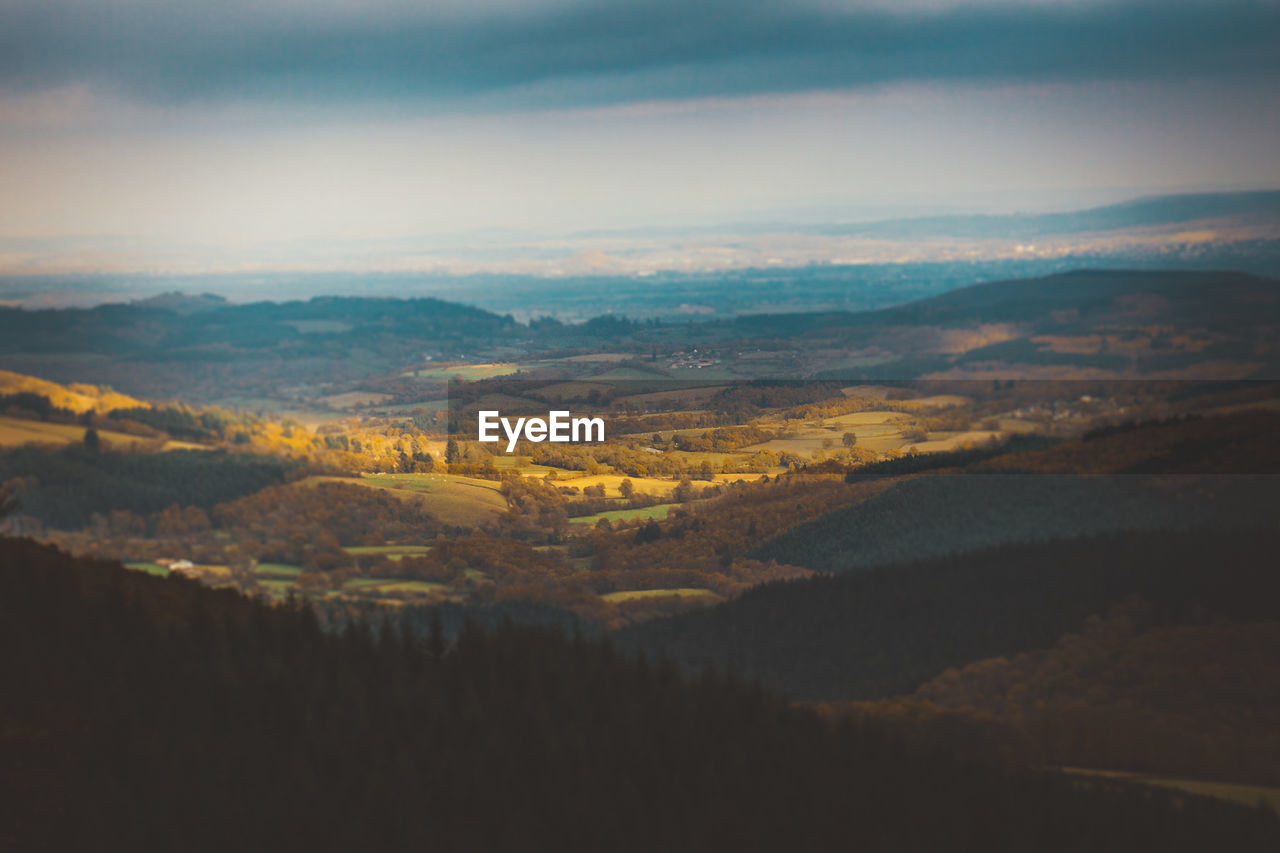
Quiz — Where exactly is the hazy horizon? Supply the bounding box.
[3,1,1279,280]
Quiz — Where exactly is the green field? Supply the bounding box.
[255,579,295,597]
[369,398,450,416]
[0,416,169,450]
[343,545,433,556]
[489,457,565,476]
[571,503,681,525]
[249,574,454,599]
[375,581,451,594]
[587,367,670,381]
[124,562,169,576]
[664,365,741,380]
[403,363,518,381]
[300,473,508,526]
[601,588,721,603]
[344,578,387,589]
[254,563,302,577]
[1063,768,1280,813]
[343,578,450,595]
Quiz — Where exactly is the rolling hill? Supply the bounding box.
[3,267,1277,408]
[0,369,145,413]
[865,269,1277,332]
[618,528,1280,703]
[0,296,520,403]
[753,410,1280,572]
[751,472,1279,572]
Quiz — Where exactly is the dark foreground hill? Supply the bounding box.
[908,602,1280,786]
[3,538,1278,852]
[620,529,1280,703]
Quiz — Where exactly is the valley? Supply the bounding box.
[2,265,1278,841]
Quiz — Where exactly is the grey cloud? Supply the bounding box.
[1,0,1278,108]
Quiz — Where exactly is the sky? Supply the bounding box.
[1,0,1278,277]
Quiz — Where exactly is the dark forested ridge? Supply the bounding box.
[859,269,1279,332]
[756,410,1280,572]
[752,473,1280,572]
[0,445,300,529]
[0,296,521,401]
[0,296,512,360]
[731,269,1278,339]
[622,529,1280,702]
[1,268,1277,402]
[3,537,1277,852]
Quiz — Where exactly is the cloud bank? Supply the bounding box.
[2,0,1277,109]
